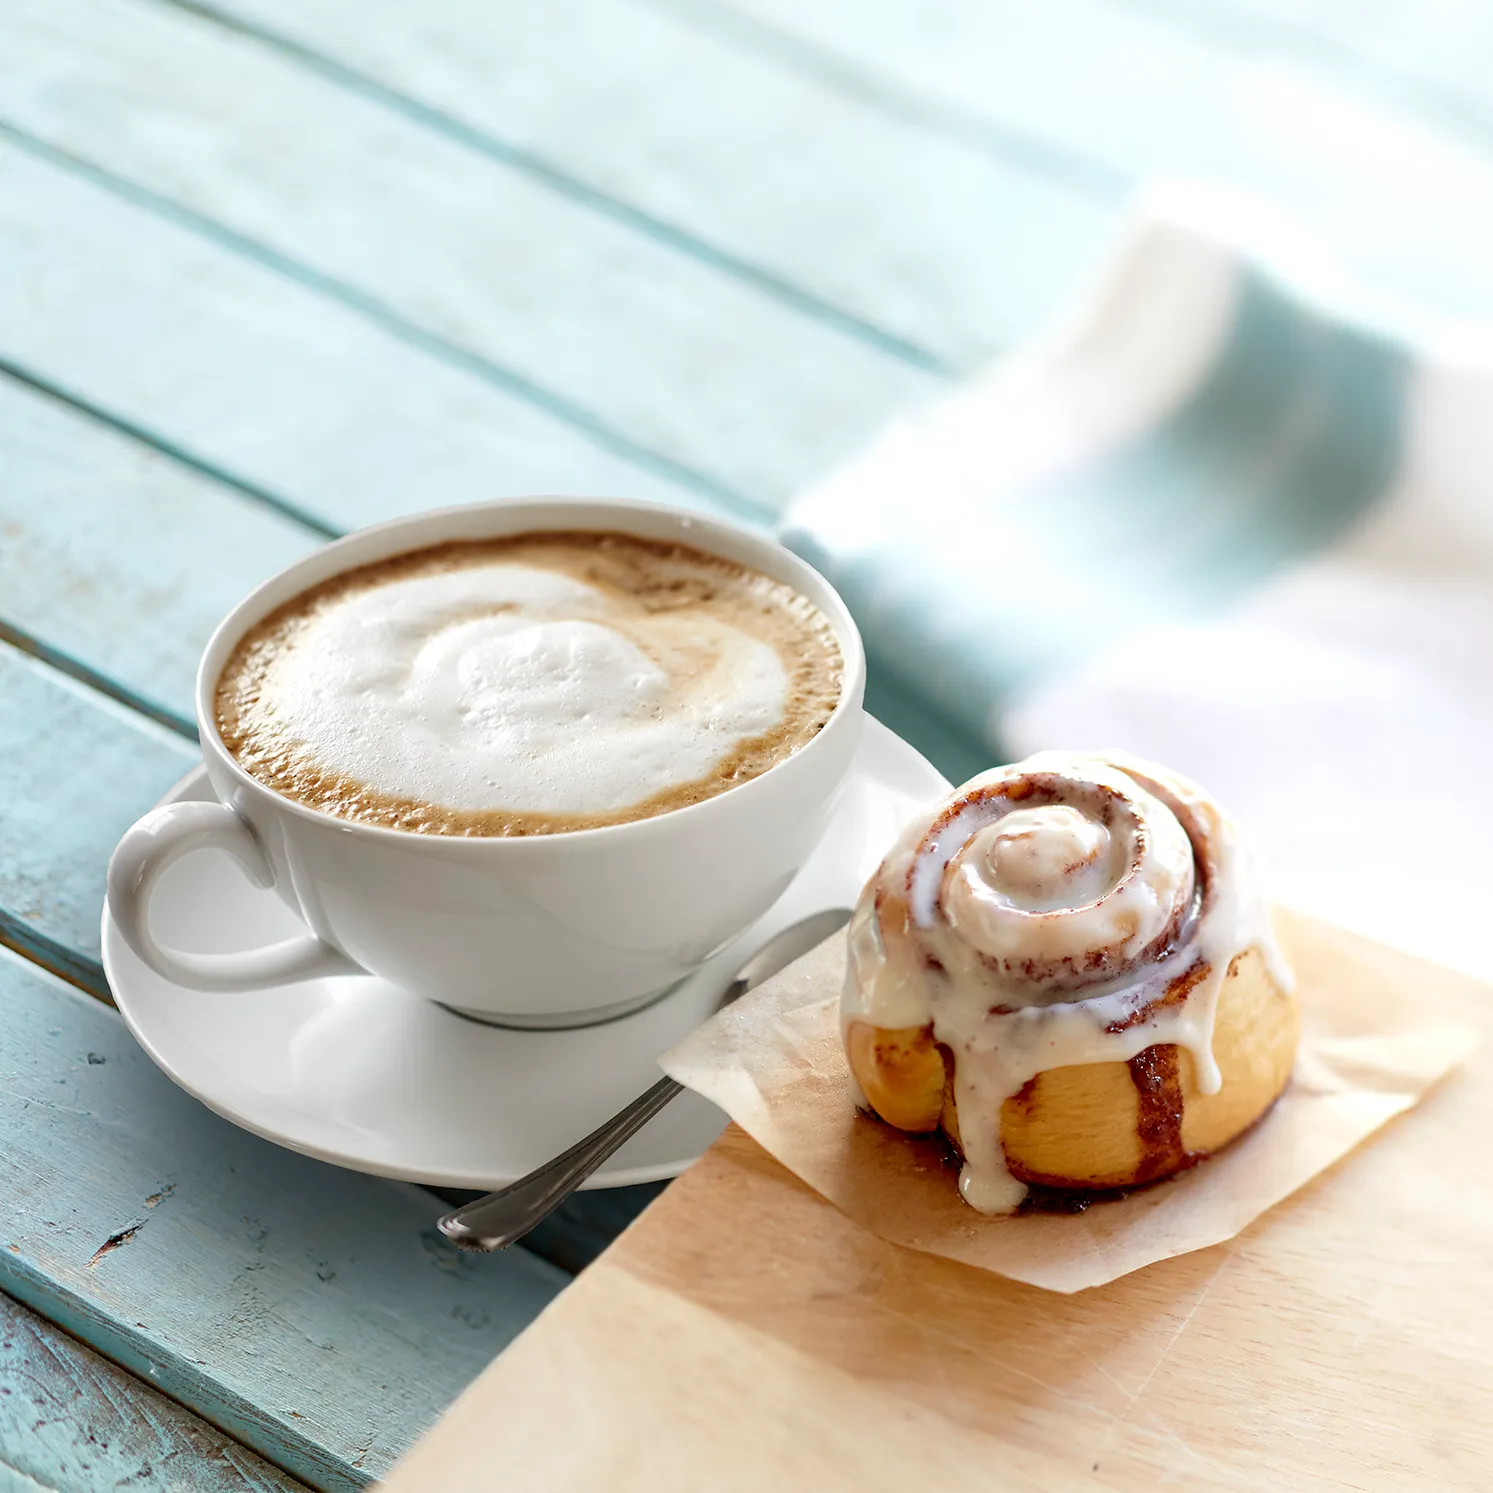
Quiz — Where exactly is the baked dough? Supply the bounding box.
[841,753,1298,1212]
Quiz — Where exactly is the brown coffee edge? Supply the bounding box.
[213,530,844,837]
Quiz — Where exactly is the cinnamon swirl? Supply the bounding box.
[841,752,1298,1213]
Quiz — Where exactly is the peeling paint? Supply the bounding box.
[88,1223,142,1267]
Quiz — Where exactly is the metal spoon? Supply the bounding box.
[438,906,851,1252]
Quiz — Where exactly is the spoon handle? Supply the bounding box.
[438,1076,684,1251]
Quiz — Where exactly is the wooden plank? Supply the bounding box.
[0,947,566,1491]
[0,1467,49,1493]
[384,912,1493,1492]
[0,0,932,511]
[0,644,196,991]
[690,0,1493,319]
[0,1290,306,1493]
[0,142,698,538]
[179,0,1113,367]
[1131,0,1493,139]
[0,374,322,728]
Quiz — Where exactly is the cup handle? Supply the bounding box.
[107,800,364,992]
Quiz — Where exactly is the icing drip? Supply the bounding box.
[843,751,1292,1214]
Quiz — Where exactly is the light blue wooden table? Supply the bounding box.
[3,2,1491,1486]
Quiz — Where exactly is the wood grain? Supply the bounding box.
[699,0,1493,319]
[386,915,1493,1491]
[0,141,696,536]
[0,1290,306,1492]
[0,375,320,726]
[0,947,565,1490]
[1126,0,1493,136]
[0,644,196,987]
[184,0,1111,367]
[0,0,931,510]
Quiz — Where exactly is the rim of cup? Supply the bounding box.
[194,495,867,849]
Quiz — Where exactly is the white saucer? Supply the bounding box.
[102,718,948,1190]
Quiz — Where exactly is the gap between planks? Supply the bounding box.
[640,0,1129,195]
[0,119,774,524]
[0,1288,308,1493]
[0,359,341,545]
[0,946,569,1489]
[158,0,950,375]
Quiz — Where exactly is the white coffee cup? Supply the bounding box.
[106,497,866,1028]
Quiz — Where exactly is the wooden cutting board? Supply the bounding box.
[385,918,1493,1491]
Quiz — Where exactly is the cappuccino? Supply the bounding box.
[215,531,843,835]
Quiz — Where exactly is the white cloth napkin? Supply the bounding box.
[783,186,1493,979]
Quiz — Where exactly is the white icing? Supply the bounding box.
[845,751,1293,1214]
[257,564,789,814]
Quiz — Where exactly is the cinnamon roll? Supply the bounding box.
[841,752,1298,1214]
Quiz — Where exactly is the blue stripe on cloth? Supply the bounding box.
[783,264,1408,779]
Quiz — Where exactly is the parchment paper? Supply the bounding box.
[661,907,1479,1293]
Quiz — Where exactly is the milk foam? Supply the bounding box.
[255,564,790,814]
